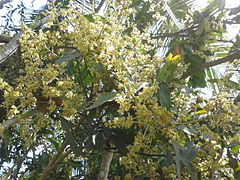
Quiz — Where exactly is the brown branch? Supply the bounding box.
[38,141,69,180]
[95,0,105,13]
[0,109,38,136]
[0,33,21,64]
[38,116,86,179]
[39,150,71,180]
[181,50,240,79]
[0,34,12,43]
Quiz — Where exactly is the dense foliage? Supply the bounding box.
[0,0,240,179]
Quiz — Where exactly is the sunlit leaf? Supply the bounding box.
[86,92,117,110]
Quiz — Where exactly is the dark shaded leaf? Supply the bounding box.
[134,173,148,180]
[223,79,240,90]
[188,70,207,88]
[173,141,198,180]
[94,133,105,153]
[65,131,82,156]
[16,157,24,175]
[61,119,74,131]
[60,119,82,156]
[40,152,50,168]
[109,133,128,155]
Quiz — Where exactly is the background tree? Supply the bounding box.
[0,0,240,179]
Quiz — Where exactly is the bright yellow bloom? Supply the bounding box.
[195,109,207,114]
[166,53,180,64]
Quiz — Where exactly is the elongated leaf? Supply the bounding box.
[223,79,240,90]
[65,131,82,156]
[47,137,60,151]
[60,119,82,156]
[94,133,105,153]
[176,125,196,135]
[158,63,170,81]
[86,92,117,110]
[40,152,50,168]
[184,141,198,162]
[173,141,182,179]
[55,50,80,64]
[158,61,177,82]
[173,141,198,180]
[158,84,171,110]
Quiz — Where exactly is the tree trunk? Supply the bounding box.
[97,150,113,180]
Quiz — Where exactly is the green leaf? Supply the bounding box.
[184,141,198,162]
[84,14,95,22]
[65,59,76,75]
[173,142,182,179]
[215,52,228,57]
[94,133,105,153]
[184,49,205,67]
[223,79,240,90]
[40,152,50,168]
[157,63,169,81]
[60,119,82,156]
[55,50,80,64]
[158,84,171,110]
[86,92,117,110]
[231,144,240,153]
[158,62,177,82]
[233,14,240,22]
[65,131,82,156]
[109,132,128,155]
[61,119,74,131]
[47,137,60,151]
[207,79,218,83]
[173,141,198,180]
[188,70,207,88]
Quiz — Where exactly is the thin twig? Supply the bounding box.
[0,33,21,64]
[181,50,240,79]
[38,141,69,180]
[0,109,38,136]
